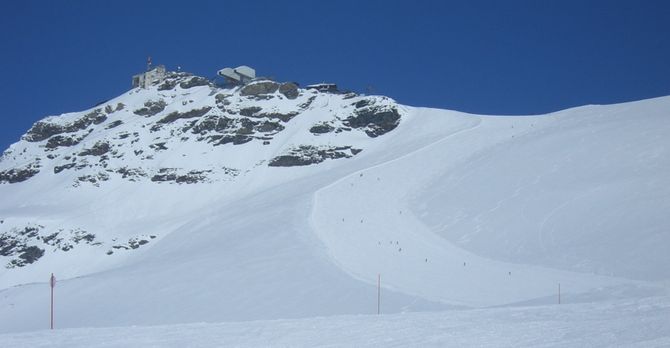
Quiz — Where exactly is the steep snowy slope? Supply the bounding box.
[0,70,668,333]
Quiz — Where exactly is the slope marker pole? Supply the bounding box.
[377,273,381,315]
[50,273,56,330]
[558,283,561,305]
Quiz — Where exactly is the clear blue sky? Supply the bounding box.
[1,0,668,152]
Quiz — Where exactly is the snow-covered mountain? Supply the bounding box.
[0,70,669,338]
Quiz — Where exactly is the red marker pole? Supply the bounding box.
[50,273,56,330]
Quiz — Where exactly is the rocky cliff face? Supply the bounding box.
[0,71,403,270]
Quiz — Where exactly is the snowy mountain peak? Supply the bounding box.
[0,70,404,278]
[1,71,402,187]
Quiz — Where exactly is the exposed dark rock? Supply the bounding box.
[175,171,208,184]
[151,168,211,184]
[1,226,46,267]
[214,94,232,111]
[150,142,168,151]
[255,121,284,133]
[39,228,98,252]
[54,162,76,174]
[133,99,167,117]
[157,107,211,124]
[354,99,372,108]
[111,237,151,251]
[9,246,44,267]
[115,167,147,181]
[298,96,316,110]
[74,172,110,186]
[279,82,299,99]
[191,115,232,134]
[128,239,149,249]
[71,230,96,244]
[80,109,108,126]
[256,112,299,122]
[158,79,178,91]
[158,71,193,91]
[23,110,106,143]
[45,135,83,149]
[0,163,40,183]
[179,76,210,89]
[215,134,253,146]
[105,120,124,129]
[239,107,262,117]
[344,107,401,137]
[23,122,63,142]
[268,145,361,167]
[240,81,280,96]
[248,95,275,101]
[310,123,335,134]
[79,141,110,156]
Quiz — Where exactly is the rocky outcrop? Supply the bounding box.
[344,106,401,137]
[74,172,110,187]
[79,141,110,156]
[105,120,124,129]
[45,134,86,149]
[150,168,212,184]
[240,80,280,96]
[310,123,335,134]
[107,235,156,254]
[1,224,99,267]
[24,109,107,142]
[157,107,212,124]
[179,76,210,89]
[53,162,77,174]
[114,167,147,181]
[157,72,194,91]
[133,99,167,117]
[279,82,299,99]
[268,145,362,167]
[0,226,43,268]
[190,115,232,134]
[239,107,263,117]
[0,162,40,183]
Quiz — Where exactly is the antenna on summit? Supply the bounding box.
[146,56,152,71]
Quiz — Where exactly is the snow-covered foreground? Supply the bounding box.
[2,296,670,347]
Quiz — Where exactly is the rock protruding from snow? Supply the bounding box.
[240,80,280,96]
[269,145,362,167]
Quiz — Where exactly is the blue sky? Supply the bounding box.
[0,0,668,151]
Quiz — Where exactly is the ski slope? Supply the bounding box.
[0,76,669,343]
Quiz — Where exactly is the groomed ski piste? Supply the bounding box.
[0,76,669,346]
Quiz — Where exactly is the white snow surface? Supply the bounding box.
[0,77,669,345]
[2,296,670,347]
